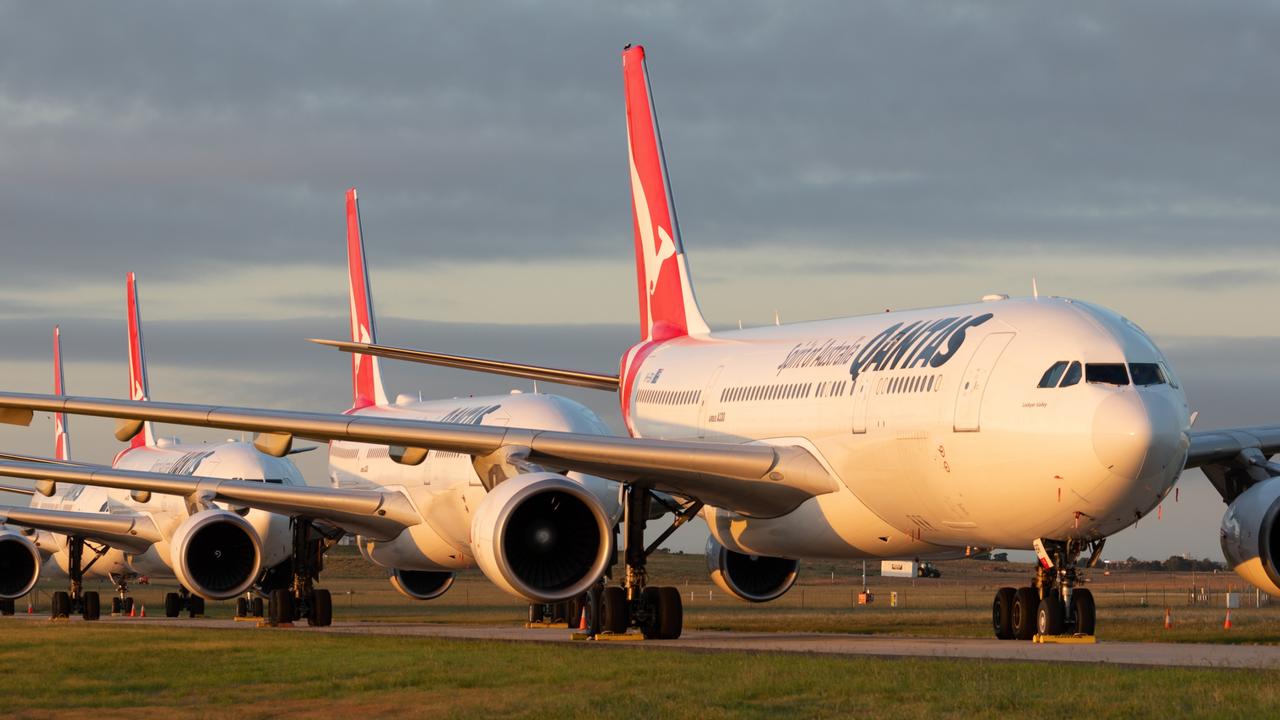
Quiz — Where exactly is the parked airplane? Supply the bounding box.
[2,46,1276,642]
[0,190,625,627]
[0,277,306,620]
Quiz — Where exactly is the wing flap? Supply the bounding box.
[0,392,839,517]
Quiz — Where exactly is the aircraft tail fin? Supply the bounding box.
[125,273,157,448]
[622,44,710,342]
[52,326,70,461]
[345,188,389,410]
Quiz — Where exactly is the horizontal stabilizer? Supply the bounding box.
[308,338,621,392]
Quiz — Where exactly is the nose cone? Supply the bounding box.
[1092,391,1184,481]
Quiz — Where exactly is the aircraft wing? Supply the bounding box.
[0,458,420,541]
[0,392,839,518]
[1186,426,1280,502]
[0,504,162,554]
[308,338,621,391]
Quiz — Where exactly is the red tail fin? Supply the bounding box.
[345,188,388,410]
[622,45,709,341]
[52,326,70,461]
[125,273,156,448]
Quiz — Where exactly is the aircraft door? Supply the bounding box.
[952,332,1015,432]
[698,366,725,438]
[851,377,870,434]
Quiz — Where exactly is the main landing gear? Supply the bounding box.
[264,519,336,627]
[163,587,206,618]
[51,536,106,621]
[581,487,701,640]
[992,538,1101,641]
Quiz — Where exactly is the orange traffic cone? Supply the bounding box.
[1163,607,1172,629]
[140,604,146,618]
[1224,609,1233,630]
[129,604,136,618]
[578,607,588,631]
[26,601,33,614]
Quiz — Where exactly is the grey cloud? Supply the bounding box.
[1,2,1279,286]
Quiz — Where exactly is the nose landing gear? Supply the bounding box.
[991,538,1102,641]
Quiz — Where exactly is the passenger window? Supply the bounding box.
[1086,363,1129,386]
[1060,362,1082,387]
[1038,361,1069,388]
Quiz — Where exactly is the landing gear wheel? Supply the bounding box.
[122,597,134,616]
[51,591,70,619]
[657,587,683,639]
[1036,595,1064,636]
[252,597,265,618]
[270,588,294,625]
[236,598,249,618]
[0,598,14,616]
[164,592,180,618]
[528,604,544,624]
[1071,588,1096,635]
[639,587,662,639]
[188,596,205,618]
[567,594,585,628]
[1011,587,1039,641]
[308,589,332,627]
[992,587,1015,640]
[111,597,122,615]
[600,586,628,634]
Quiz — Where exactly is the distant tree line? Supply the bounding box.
[1115,556,1225,572]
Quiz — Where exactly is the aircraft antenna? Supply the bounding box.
[774,310,780,326]
[1032,276,1040,299]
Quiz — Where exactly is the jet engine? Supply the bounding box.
[170,509,263,600]
[389,568,456,601]
[470,472,612,603]
[706,536,799,602]
[0,530,41,599]
[1221,477,1280,596]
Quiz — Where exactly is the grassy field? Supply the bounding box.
[1,623,1279,719]
[24,550,1279,645]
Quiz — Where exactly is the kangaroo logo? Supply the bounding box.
[629,144,677,328]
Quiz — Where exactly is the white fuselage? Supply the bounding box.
[29,441,298,581]
[622,296,1190,559]
[328,392,620,572]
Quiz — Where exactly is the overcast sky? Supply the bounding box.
[1,2,1278,561]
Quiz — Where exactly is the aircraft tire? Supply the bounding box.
[189,595,205,618]
[600,586,628,634]
[1036,595,1064,636]
[0,598,14,616]
[657,586,682,639]
[270,588,294,624]
[235,598,249,617]
[1012,587,1039,641]
[83,591,100,621]
[122,597,134,615]
[1072,588,1096,636]
[308,589,332,627]
[639,586,662,639]
[251,597,265,617]
[992,587,1016,639]
[51,591,70,619]
[164,593,180,618]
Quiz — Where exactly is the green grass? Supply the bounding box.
[1,623,1279,719]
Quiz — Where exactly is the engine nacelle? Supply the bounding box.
[706,536,799,603]
[170,509,263,600]
[389,568,456,601]
[0,530,41,599]
[1221,477,1280,596]
[470,472,612,603]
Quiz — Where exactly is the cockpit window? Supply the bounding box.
[1159,361,1181,389]
[1060,361,1082,387]
[1085,363,1129,386]
[1128,363,1165,386]
[1038,361,1069,388]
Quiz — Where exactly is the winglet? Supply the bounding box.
[52,326,70,461]
[622,44,710,341]
[345,188,389,410]
[125,273,157,448]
